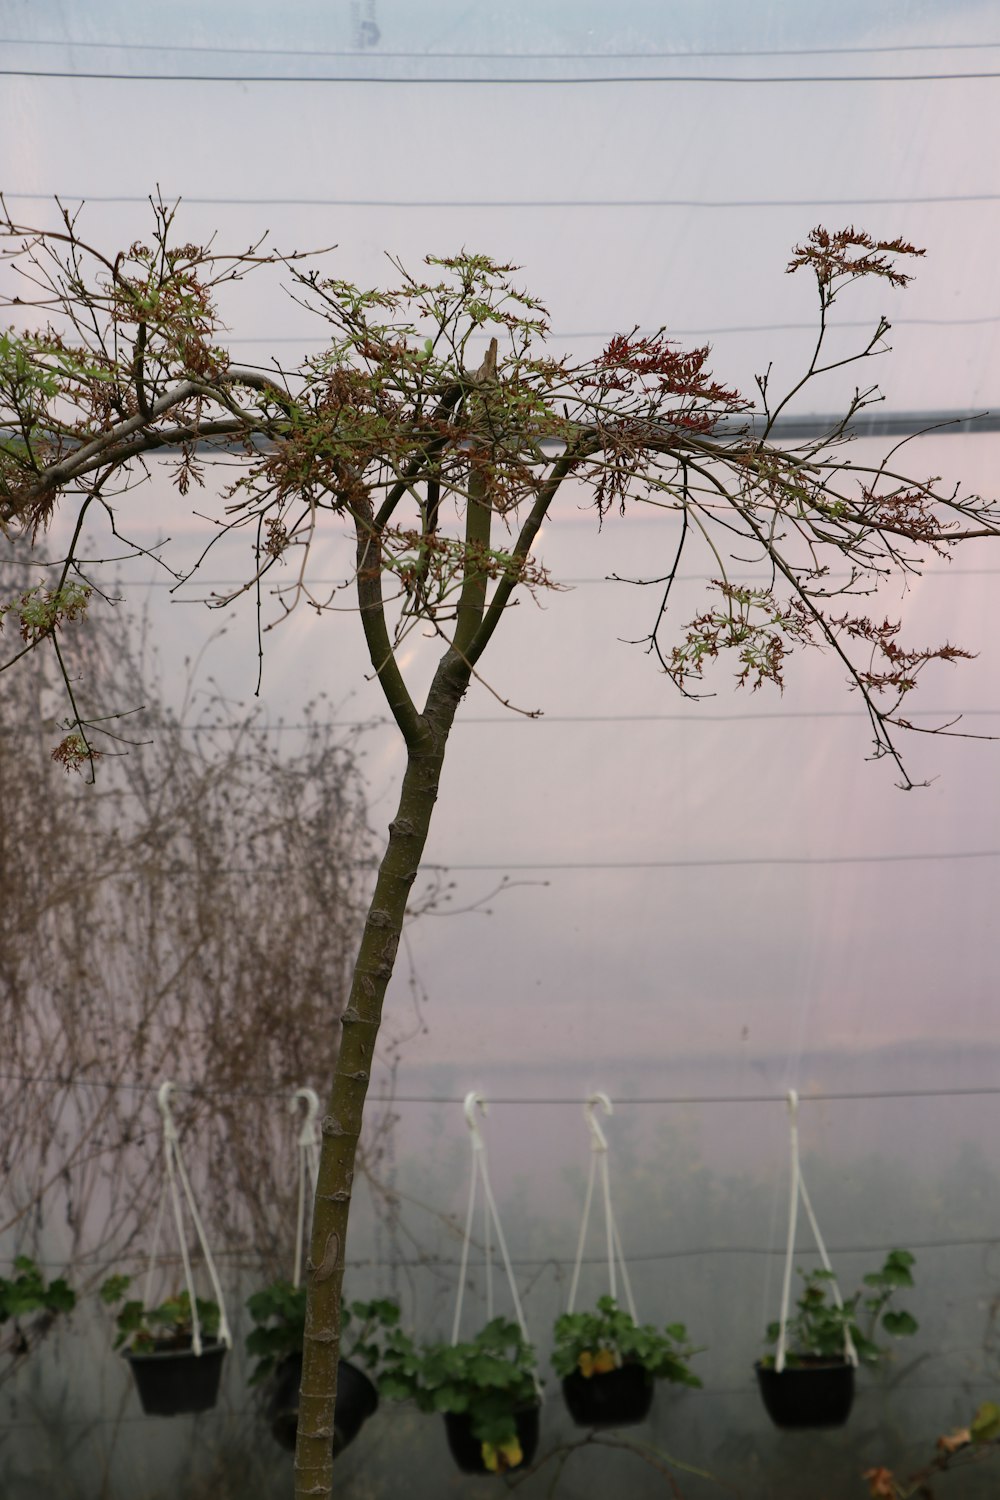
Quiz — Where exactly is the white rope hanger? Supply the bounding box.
[775,1089,857,1373]
[451,1092,537,1389]
[566,1092,637,1320]
[144,1081,232,1355]
[291,1087,320,1289]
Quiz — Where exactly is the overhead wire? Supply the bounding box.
[4,709,999,732]
[219,315,1000,343]
[6,190,1000,209]
[4,38,1000,60]
[0,848,994,873]
[4,1069,1000,1106]
[419,850,1000,872]
[12,1232,1000,1272]
[4,66,1000,83]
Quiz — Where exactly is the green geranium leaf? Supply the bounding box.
[971,1401,1000,1444]
[881,1310,918,1338]
[551,1297,701,1386]
[765,1253,917,1366]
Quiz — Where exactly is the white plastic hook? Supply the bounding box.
[567,1090,637,1320]
[291,1086,321,1287]
[292,1087,320,1147]
[157,1080,178,1140]
[774,1086,857,1372]
[147,1079,232,1353]
[584,1092,612,1152]
[451,1090,537,1388]
[463,1091,487,1152]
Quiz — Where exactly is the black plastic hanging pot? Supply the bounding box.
[124,1339,227,1415]
[755,1357,855,1429]
[268,1354,379,1456]
[443,1403,541,1474]
[561,1361,654,1428]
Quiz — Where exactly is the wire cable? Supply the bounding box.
[3,709,998,734]
[5,39,1000,61]
[219,315,1000,344]
[429,850,1000,873]
[14,1232,1000,1272]
[4,66,1000,84]
[6,190,1000,209]
[4,1070,1000,1105]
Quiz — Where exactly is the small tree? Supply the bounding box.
[2,202,998,1498]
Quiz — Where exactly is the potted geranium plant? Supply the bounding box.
[552,1294,702,1428]
[246,1279,399,1456]
[101,1274,226,1416]
[379,1316,540,1475]
[756,1249,918,1429]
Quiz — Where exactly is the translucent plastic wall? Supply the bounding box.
[2,4,999,1496]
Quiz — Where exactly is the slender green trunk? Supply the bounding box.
[293,439,499,1499]
[292,650,469,1499]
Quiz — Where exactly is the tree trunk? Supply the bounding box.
[293,648,470,1499]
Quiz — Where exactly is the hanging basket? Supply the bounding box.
[126,1080,233,1414]
[560,1092,652,1432]
[267,1354,379,1456]
[443,1403,541,1474]
[439,1093,542,1475]
[561,1361,654,1428]
[124,1339,227,1416]
[755,1357,855,1429]
[758,1091,858,1426]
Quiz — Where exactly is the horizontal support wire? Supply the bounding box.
[2,1070,1000,1105]
[4,710,1000,731]
[5,68,1000,83]
[0,853,996,874]
[7,1234,1000,1278]
[5,39,1000,60]
[7,191,1000,208]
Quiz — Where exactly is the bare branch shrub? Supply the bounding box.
[0,542,376,1283]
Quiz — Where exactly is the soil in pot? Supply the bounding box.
[562,1361,654,1428]
[755,1357,855,1429]
[443,1404,540,1475]
[268,1355,379,1456]
[124,1339,227,1416]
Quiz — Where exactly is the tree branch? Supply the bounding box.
[464,439,595,669]
[352,499,424,748]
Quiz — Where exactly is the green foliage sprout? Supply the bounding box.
[763,1249,918,1368]
[100,1273,221,1354]
[551,1294,702,1386]
[378,1316,538,1450]
[244,1278,401,1387]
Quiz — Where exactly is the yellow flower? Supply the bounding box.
[577,1347,616,1378]
[481,1437,524,1473]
